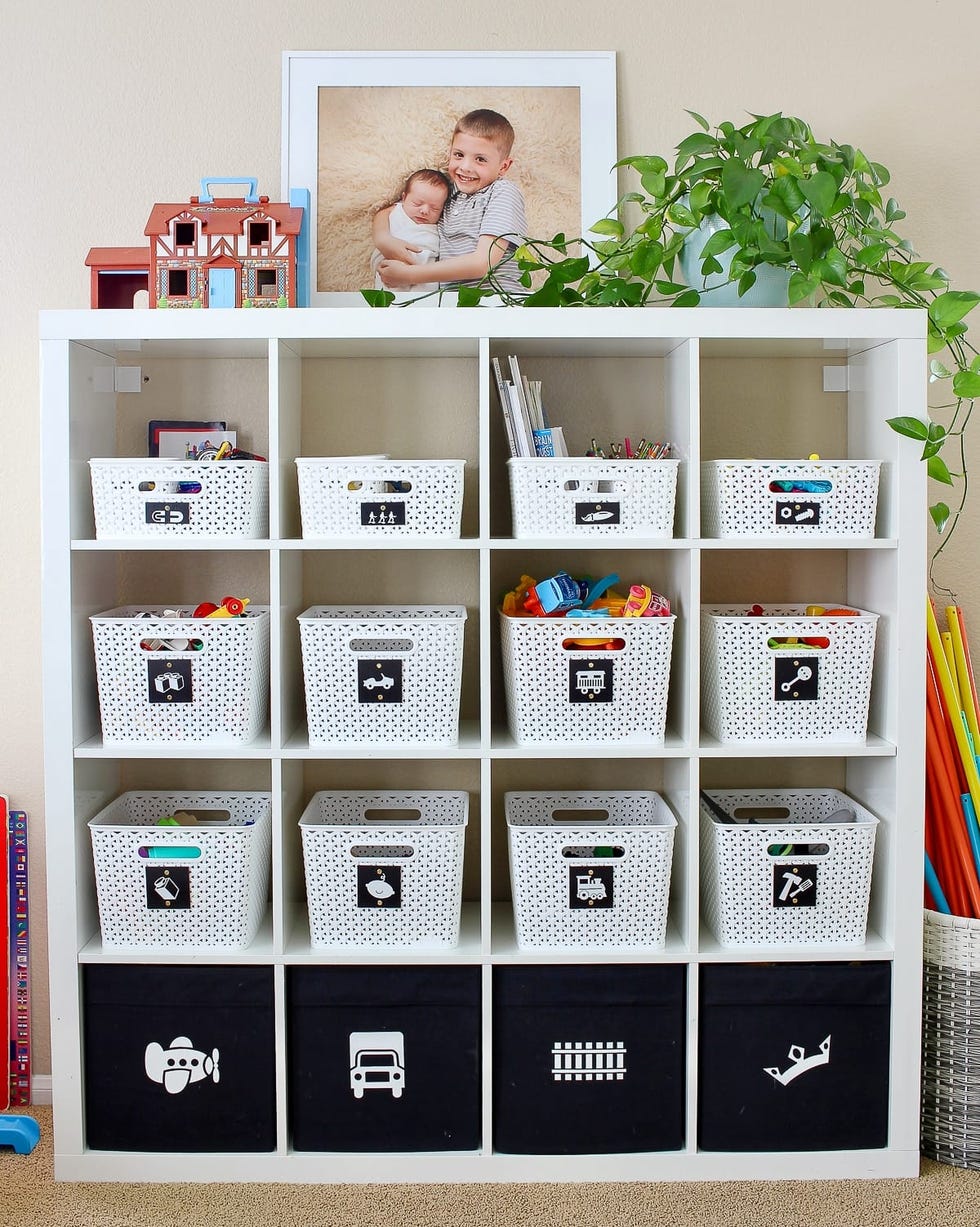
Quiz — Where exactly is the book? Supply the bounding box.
[148,419,225,457]
[490,358,521,459]
[505,381,534,456]
[532,426,568,458]
[156,429,237,460]
[8,809,28,1106]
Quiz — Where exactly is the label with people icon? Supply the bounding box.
[360,501,407,527]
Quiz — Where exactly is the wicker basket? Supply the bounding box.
[700,788,878,947]
[500,611,675,745]
[296,458,464,538]
[89,790,272,949]
[298,605,466,745]
[90,606,270,745]
[701,604,879,743]
[701,459,880,538]
[300,790,468,948]
[507,458,679,539]
[506,790,676,949]
[90,459,268,538]
[921,909,980,1168]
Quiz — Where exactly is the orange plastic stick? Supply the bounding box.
[926,693,980,916]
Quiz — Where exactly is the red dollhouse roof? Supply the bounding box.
[85,246,152,269]
[144,198,303,239]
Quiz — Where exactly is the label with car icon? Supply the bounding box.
[357,659,403,703]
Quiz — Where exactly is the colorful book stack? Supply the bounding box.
[0,796,29,1107]
[924,600,980,917]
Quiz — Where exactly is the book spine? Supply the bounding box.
[8,810,28,1106]
[490,357,521,458]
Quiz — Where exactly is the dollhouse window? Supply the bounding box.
[249,221,271,249]
[174,222,196,249]
[256,269,278,297]
[167,269,189,297]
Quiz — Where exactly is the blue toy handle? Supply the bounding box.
[198,176,260,203]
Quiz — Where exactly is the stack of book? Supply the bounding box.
[491,355,568,459]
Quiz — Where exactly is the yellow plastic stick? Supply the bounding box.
[942,631,962,708]
[947,605,980,748]
[929,599,980,821]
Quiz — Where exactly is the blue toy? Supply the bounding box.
[0,1114,40,1154]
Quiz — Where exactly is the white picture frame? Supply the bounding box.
[281,50,618,306]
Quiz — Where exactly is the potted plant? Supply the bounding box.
[367,111,979,557]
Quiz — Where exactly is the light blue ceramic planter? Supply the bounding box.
[678,210,792,307]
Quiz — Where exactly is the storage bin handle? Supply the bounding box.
[138,845,202,860]
[767,842,830,857]
[349,845,416,858]
[361,807,423,823]
[561,844,625,858]
[349,638,413,653]
[550,807,611,823]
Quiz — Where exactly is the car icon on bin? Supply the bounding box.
[362,673,395,691]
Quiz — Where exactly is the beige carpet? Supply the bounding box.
[2,1106,980,1227]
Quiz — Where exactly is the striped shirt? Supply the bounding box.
[437,178,527,292]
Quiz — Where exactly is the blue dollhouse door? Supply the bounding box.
[208,267,236,307]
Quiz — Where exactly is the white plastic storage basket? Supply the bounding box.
[701,604,878,743]
[88,790,272,949]
[699,788,878,947]
[506,791,676,949]
[295,458,465,538]
[298,605,466,745]
[89,459,268,538]
[90,606,270,745]
[500,611,675,744]
[299,790,468,948]
[508,458,679,538]
[701,459,881,537]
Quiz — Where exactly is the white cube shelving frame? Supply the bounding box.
[41,306,926,1183]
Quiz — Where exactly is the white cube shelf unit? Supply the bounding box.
[40,306,926,1183]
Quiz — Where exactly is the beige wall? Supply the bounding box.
[3,0,978,1078]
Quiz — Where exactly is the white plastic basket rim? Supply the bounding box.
[91,605,270,622]
[702,604,878,623]
[300,789,469,830]
[507,457,680,469]
[89,458,267,469]
[505,790,676,830]
[295,458,465,470]
[298,605,467,622]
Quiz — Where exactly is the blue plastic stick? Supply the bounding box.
[961,792,980,882]
[925,850,952,915]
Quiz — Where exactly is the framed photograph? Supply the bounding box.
[281,51,617,305]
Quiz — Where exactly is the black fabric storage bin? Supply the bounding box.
[288,965,481,1152]
[698,961,891,1151]
[82,964,276,1152]
[493,963,686,1154]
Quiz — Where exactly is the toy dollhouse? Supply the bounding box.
[85,177,309,309]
